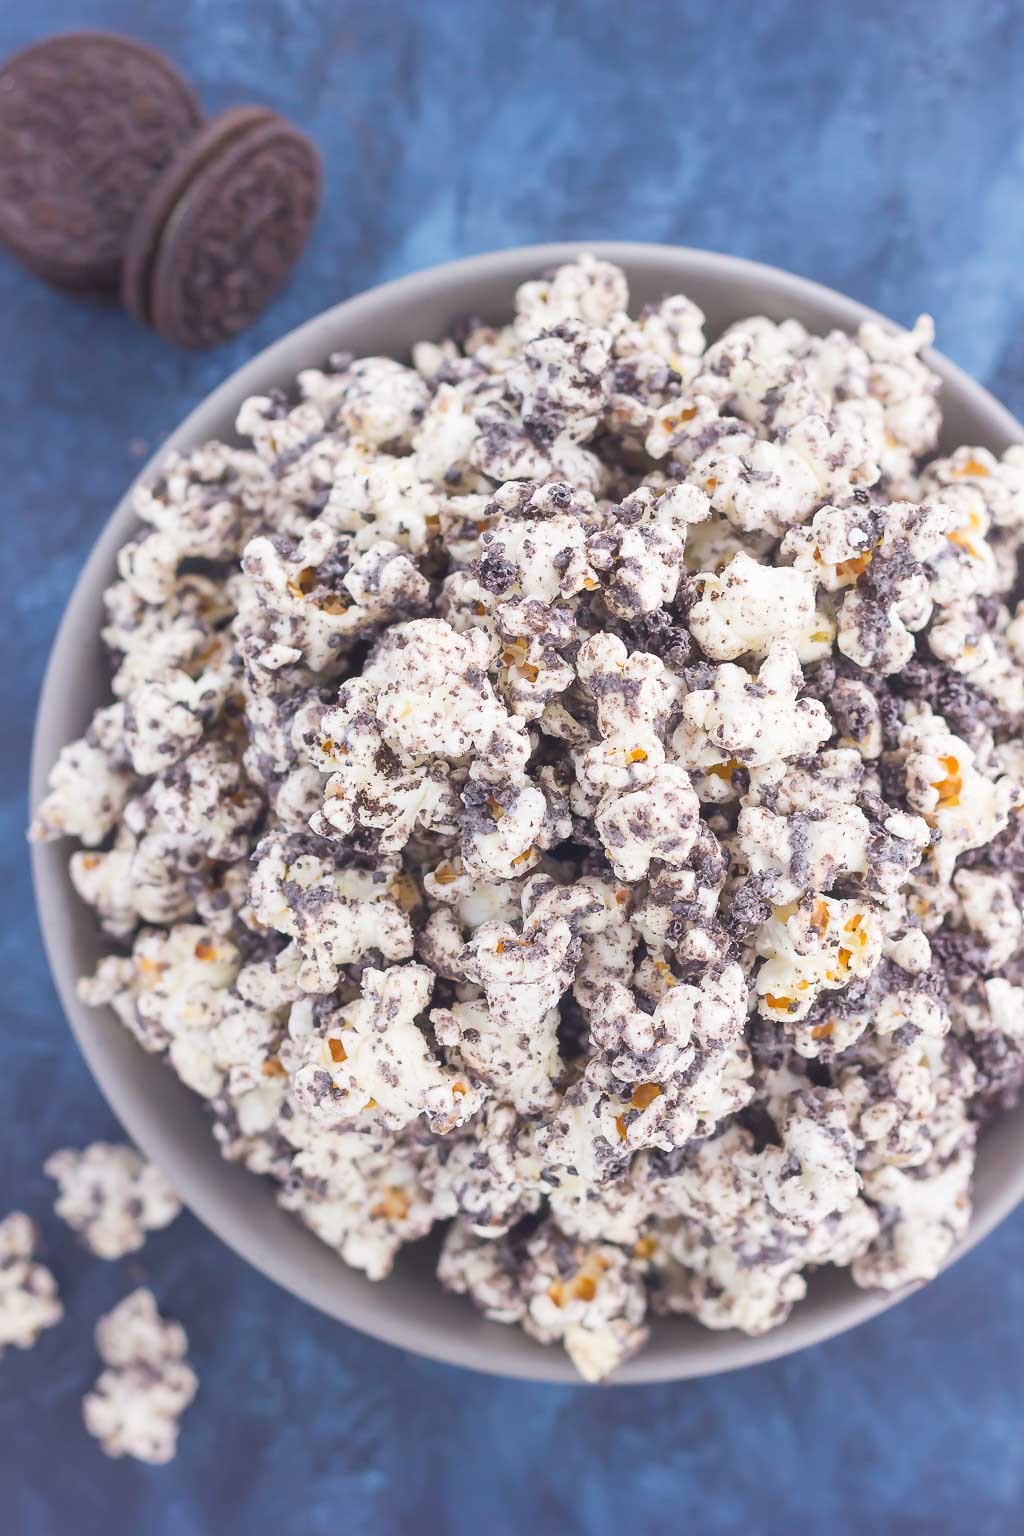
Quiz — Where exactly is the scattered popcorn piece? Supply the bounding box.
[83,1289,197,1464]
[44,1144,181,1260]
[0,1213,62,1357]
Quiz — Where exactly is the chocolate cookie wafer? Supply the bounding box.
[126,108,321,349]
[121,107,275,326]
[0,31,201,290]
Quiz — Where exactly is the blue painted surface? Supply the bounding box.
[2,1,1024,1530]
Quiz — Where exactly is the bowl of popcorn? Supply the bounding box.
[30,243,1024,1384]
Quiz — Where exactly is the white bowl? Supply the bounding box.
[30,242,1024,1382]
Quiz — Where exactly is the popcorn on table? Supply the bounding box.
[0,1213,62,1357]
[83,1289,197,1464]
[31,254,1024,1381]
[44,1143,181,1260]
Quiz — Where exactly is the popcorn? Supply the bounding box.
[234,389,349,521]
[280,1127,437,1279]
[950,868,1023,969]
[853,1146,974,1291]
[968,977,1024,1116]
[855,314,941,470]
[754,896,883,1023]
[760,1089,859,1224]
[101,572,235,698]
[249,834,414,992]
[432,993,561,1114]
[737,806,872,904]
[240,520,429,673]
[144,739,263,863]
[288,964,485,1135]
[572,632,675,799]
[308,618,535,861]
[585,515,684,621]
[687,552,831,662]
[613,291,705,383]
[83,1289,197,1464]
[851,1049,949,1173]
[122,671,229,777]
[900,714,1018,880]
[119,442,270,604]
[37,255,1024,1380]
[657,1194,879,1336]
[311,356,429,451]
[472,481,599,603]
[470,397,606,494]
[788,958,948,1061]
[325,443,444,553]
[430,1101,545,1236]
[513,254,630,339]
[673,642,831,770]
[927,600,1024,717]
[29,704,136,847]
[459,907,578,1103]
[438,1219,648,1382]
[469,327,614,494]
[569,962,751,1154]
[688,424,827,537]
[809,500,960,675]
[412,384,488,491]
[508,320,612,446]
[79,924,241,1095]
[593,765,701,882]
[44,1143,180,1259]
[0,1213,62,1357]
[547,1157,653,1246]
[643,1124,878,1336]
[921,443,1024,534]
[492,596,577,722]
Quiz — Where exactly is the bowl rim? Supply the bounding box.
[30,240,1024,1384]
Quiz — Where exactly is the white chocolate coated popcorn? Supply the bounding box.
[438,1219,648,1382]
[280,1125,438,1280]
[687,552,831,662]
[83,1289,197,1464]
[289,963,485,1134]
[675,642,831,769]
[44,1143,180,1260]
[35,256,1024,1380]
[0,1213,63,1357]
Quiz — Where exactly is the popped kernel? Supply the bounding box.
[0,1213,63,1358]
[83,1289,197,1465]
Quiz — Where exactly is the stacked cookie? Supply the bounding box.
[0,31,320,347]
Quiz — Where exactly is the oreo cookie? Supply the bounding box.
[1,31,321,345]
[0,31,201,290]
[123,107,321,349]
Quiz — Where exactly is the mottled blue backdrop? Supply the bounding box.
[3,2,1024,1532]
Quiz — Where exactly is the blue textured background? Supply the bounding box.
[3,2,1024,1531]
